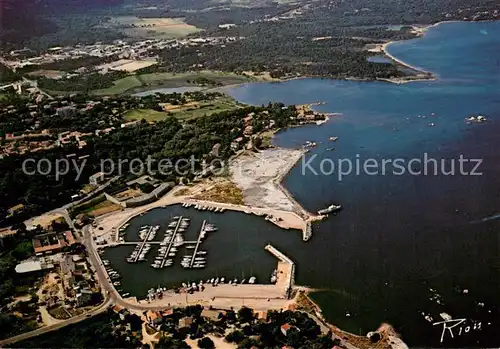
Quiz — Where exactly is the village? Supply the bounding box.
[2,35,242,77]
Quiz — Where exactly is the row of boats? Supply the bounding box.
[139,225,160,241]
[102,261,130,297]
[181,276,257,288]
[151,216,190,269]
[147,276,258,298]
[181,222,218,269]
[126,224,160,263]
[182,202,226,213]
[127,243,153,263]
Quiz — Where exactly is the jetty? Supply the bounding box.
[131,226,154,263]
[303,222,312,241]
[160,216,183,268]
[189,220,206,268]
[265,244,295,293]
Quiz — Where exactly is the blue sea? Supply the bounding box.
[224,21,500,347]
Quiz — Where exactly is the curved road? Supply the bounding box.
[0,297,112,347]
[0,220,169,347]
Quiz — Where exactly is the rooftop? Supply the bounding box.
[15,260,54,273]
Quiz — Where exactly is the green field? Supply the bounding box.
[92,71,254,96]
[92,75,143,95]
[123,109,170,122]
[124,96,242,121]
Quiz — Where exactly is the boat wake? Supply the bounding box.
[471,213,500,223]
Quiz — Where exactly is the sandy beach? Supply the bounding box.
[230,148,308,214]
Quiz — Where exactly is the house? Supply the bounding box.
[120,120,140,128]
[15,259,54,274]
[7,203,25,217]
[76,289,94,307]
[146,310,163,326]
[201,309,222,322]
[243,125,253,136]
[210,143,221,156]
[255,311,268,322]
[32,233,67,255]
[64,231,76,245]
[243,114,254,125]
[280,323,292,336]
[178,316,193,328]
[162,309,174,317]
[89,172,105,185]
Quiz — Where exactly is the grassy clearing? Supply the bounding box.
[108,16,201,39]
[259,130,276,148]
[193,181,244,205]
[91,71,254,96]
[84,200,123,217]
[125,96,242,121]
[169,96,242,120]
[92,75,142,95]
[124,109,170,122]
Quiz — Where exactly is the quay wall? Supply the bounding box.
[265,244,295,292]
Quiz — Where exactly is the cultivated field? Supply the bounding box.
[108,16,201,39]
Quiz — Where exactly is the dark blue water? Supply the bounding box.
[367,55,392,64]
[225,21,500,347]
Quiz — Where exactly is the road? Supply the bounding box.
[24,176,120,230]
[0,297,112,347]
[80,225,180,312]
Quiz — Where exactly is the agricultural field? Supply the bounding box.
[92,71,254,95]
[107,16,201,39]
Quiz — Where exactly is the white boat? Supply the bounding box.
[210,278,215,283]
[249,276,256,284]
[197,251,207,255]
[220,277,225,283]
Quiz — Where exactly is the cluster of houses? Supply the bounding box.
[0,94,147,157]
[14,230,101,309]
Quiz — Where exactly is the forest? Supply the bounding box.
[6,310,143,347]
[1,0,498,52]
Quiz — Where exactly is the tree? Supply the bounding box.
[237,338,261,349]
[237,306,255,323]
[197,336,215,349]
[225,330,245,343]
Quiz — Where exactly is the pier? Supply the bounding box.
[131,226,154,263]
[120,240,198,246]
[265,244,295,293]
[159,216,183,268]
[189,220,206,268]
